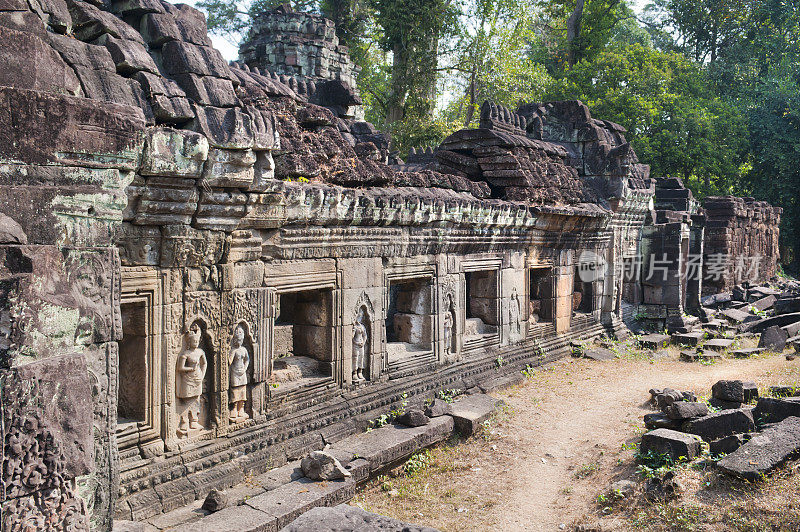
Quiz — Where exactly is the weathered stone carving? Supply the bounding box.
[228,323,250,423]
[444,293,455,360]
[352,308,368,382]
[510,287,522,337]
[176,322,207,438]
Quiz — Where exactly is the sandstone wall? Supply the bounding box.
[703,196,782,294]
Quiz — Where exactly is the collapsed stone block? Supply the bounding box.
[640,428,703,461]
[717,417,800,480]
[682,409,755,442]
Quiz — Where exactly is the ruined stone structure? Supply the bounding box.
[0,2,783,530]
[703,196,782,294]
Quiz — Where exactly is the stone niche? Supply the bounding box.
[528,266,555,326]
[464,270,499,344]
[118,300,147,426]
[117,268,163,452]
[573,265,596,314]
[271,289,334,386]
[386,278,434,363]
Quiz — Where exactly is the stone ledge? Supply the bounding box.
[135,396,499,531]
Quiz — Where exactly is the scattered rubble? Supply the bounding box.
[640,378,800,481]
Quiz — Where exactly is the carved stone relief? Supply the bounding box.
[228,323,251,423]
[175,322,208,439]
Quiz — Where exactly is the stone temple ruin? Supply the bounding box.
[0,2,783,530]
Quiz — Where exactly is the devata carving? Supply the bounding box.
[352,308,368,382]
[510,288,521,337]
[443,293,456,360]
[176,322,207,438]
[229,323,250,422]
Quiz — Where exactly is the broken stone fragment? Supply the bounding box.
[397,409,429,427]
[425,398,453,418]
[709,433,747,456]
[758,325,788,351]
[712,380,745,403]
[643,413,681,431]
[0,212,27,244]
[664,401,708,420]
[201,488,228,513]
[300,450,351,481]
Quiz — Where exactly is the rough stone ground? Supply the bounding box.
[352,345,800,531]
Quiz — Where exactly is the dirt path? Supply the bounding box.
[353,350,800,532]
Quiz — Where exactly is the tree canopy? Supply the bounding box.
[198,0,800,266]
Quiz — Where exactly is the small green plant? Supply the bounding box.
[403,449,434,476]
[636,449,686,479]
[574,462,601,479]
[268,382,279,389]
[389,392,409,418]
[521,364,536,379]
[749,305,767,317]
[437,388,462,403]
[495,354,505,368]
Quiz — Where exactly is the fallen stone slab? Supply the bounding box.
[775,296,800,315]
[751,295,777,312]
[680,350,721,362]
[759,325,789,351]
[742,312,800,333]
[709,434,747,456]
[640,428,703,461]
[682,409,755,442]
[721,308,751,323]
[327,415,454,473]
[665,401,708,420]
[703,319,728,331]
[672,331,705,347]
[753,396,800,424]
[732,348,765,358]
[639,333,671,349]
[279,504,439,532]
[702,292,732,307]
[703,338,735,352]
[449,393,504,436]
[717,417,800,480]
[743,382,759,403]
[644,413,681,430]
[583,347,616,361]
[769,385,800,398]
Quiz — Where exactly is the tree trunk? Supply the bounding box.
[566,0,585,66]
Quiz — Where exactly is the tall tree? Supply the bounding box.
[370,0,459,123]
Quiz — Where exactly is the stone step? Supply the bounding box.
[703,338,735,351]
[638,333,671,349]
[671,331,705,347]
[135,395,502,532]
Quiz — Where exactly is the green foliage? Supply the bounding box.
[636,448,686,479]
[546,42,748,196]
[436,388,462,403]
[521,364,536,379]
[403,449,434,475]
